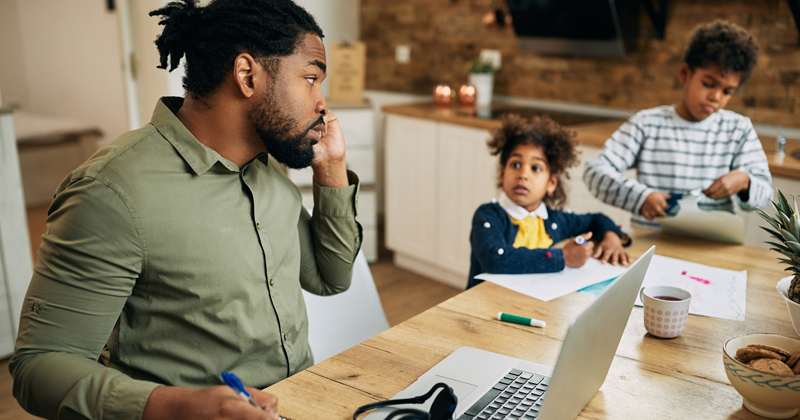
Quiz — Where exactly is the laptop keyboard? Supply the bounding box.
[457,369,550,420]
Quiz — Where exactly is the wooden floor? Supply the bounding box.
[1,205,461,419]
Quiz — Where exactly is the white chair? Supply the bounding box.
[302,249,390,363]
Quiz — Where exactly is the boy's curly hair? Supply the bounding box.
[683,20,759,85]
[488,114,579,209]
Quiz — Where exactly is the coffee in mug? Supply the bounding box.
[639,286,692,338]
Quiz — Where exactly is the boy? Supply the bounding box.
[583,20,772,228]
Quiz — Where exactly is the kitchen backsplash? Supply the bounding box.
[360,0,800,129]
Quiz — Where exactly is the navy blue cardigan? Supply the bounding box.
[467,202,629,289]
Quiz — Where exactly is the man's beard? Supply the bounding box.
[250,89,323,169]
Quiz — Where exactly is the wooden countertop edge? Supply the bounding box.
[383,103,800,180]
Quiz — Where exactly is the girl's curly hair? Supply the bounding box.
[487,114,579,209]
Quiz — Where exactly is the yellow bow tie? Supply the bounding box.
[510,216,553,249]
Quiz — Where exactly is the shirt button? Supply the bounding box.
[498,248,504,255]
[551,223,558,230]
[484,222,491,228]
[256,223,261,230]
[269,278,274,286]
[31,302,40,313]
[283,333,289,342]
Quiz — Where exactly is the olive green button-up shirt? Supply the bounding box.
[10,97,362,420]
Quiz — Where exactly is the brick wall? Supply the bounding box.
[360,0,800,128]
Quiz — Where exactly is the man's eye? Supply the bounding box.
[532,166,542,172]
[723,89,735,95]
[510,162,521,169]
[306,77,317,85]
[702,81,714,88]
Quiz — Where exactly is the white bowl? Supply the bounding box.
[723,333,800,419]
[777,276,800,337]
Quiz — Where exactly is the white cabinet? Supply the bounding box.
[742,175,800,249]
[384,114,496,289]
[288,103,378,262]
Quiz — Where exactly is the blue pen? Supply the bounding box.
[574,236,587,245]
[222,372,291,420]
[222,372,260,408]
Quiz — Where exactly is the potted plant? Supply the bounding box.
[756,189,800,335]
[466,59,496,107]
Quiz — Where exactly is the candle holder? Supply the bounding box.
[458,84,477,107]
[433,84,454,107]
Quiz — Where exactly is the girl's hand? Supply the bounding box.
[563,231,594,268]
[593,231,631,266]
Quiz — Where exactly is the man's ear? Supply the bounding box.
[233,53,261,98]
[678,62,691,85]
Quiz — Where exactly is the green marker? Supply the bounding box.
[497,312,546,328]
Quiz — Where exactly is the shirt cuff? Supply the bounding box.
[312,170,360,217]
[102,377,161,420]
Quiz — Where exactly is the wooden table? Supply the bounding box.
[264,228,797,419]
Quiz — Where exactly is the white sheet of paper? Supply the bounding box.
[657,195,745,244]
[474,258,629,302]
[635,255,747,321]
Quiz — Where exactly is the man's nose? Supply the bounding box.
[316,96,328,115]
[710,89,722,102]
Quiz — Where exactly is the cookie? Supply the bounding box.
[736,347,784,363]
[785,346,800,369]
[749,358,794,376]
[747,344,792,360]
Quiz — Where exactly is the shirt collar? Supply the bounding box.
[150,96,241,175]
[498,192,549,220]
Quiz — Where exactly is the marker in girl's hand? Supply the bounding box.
[574,236,587,246]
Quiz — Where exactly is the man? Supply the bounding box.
[10,1,362,419]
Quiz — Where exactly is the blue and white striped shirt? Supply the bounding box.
[583,105,772,227]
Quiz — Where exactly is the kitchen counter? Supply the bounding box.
[382,102,800,180]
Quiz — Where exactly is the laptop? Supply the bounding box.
[365,246,655,420]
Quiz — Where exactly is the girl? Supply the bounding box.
[467,114,630,289]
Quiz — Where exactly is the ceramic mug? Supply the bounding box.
[639,286,692,338]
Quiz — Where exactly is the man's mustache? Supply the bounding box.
[307,117,325,133]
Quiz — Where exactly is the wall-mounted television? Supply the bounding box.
[505,0,640,58]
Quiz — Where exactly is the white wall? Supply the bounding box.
[295,0,360,97]
[0,0,130,145]
[0,1,28,109]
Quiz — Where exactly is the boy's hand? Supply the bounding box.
[703,171,750,200]
[593,231,631,266]
[640,191,670,220]
[563,232,594,268]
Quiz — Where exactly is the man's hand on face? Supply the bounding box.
[311,111,349,188]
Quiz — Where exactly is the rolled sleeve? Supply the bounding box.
[10,176,160,420]
[299,170,363,296]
